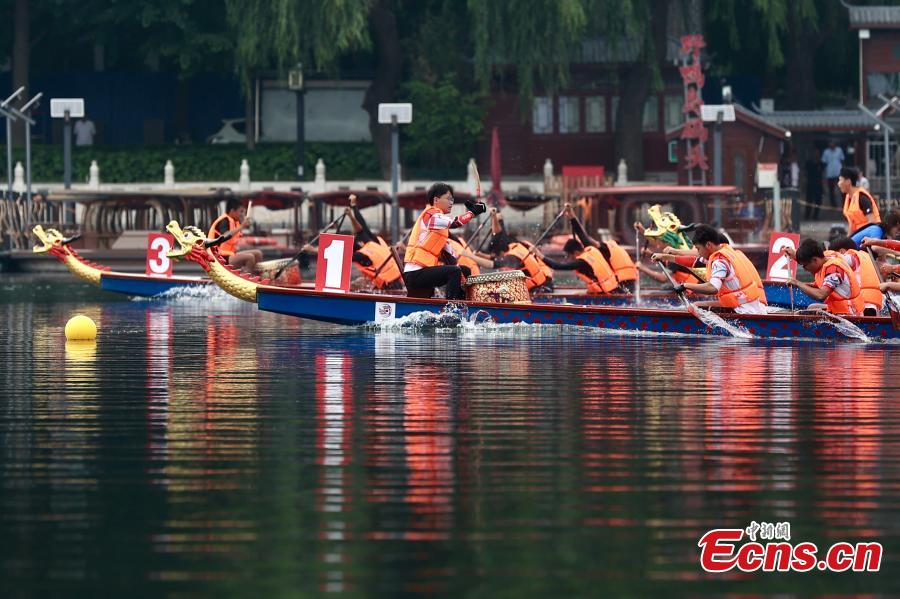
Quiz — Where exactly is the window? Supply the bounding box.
[668,140,679,164]
[733,153,745,190]
[664,95,683,130]
[611,96,619,130]
[610,96,660,131]
[532,96,553,134]
[558,96,580,134]
[585,96,606,132]
[643,96,659,132]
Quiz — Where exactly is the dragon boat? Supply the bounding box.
[165,220,898,341]
[534,281,814,309]
[31,225,299,298]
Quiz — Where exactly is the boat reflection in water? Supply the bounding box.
[0,292,898,595]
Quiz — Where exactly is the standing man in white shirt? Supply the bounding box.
[73,115,96,146]
[821,140,844,209]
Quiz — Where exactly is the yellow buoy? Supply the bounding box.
[65,314,97,341]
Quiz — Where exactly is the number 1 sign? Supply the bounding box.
[315,233,354,293]
[766,232,801,281]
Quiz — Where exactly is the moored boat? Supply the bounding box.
[31,225,300,298]
[165,220,897,341]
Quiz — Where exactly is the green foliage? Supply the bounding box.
[225,0,373,90]
[469,0,588,108]
[0,143,380,184]
[401,77,486,171]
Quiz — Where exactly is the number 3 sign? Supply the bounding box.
[146,233,174,277]
[766,232,801,281]
[315,233,354,293]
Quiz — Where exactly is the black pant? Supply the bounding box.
[405,265,466,299]
[826,177,840,207]
[805,184,823,220]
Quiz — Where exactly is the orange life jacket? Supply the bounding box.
[707,244,765,309]
[605,240,637,282]
[447,237,480,276]
[843,188,881,234]
[505,242,550,289]
[576,246,619,294]
[847,249,883,310]
[207,213,241,257]
[356,237,402,288]
[814,255,863,315]
[405,207,448,268]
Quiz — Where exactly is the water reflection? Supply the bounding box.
[0,286,898,595]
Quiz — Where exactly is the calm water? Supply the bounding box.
[2,275,899,596]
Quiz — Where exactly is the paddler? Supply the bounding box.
[785,238,864,315]
[661,224,767,314]
[839,167,884,247]
[208,197,262,272]
[537,213,625,295]
[345,194,404,290]
[633,219,705,288]
[826,236,883,316]
[485,208,554,292]
[562,204,638,292]
[403,182,486,299]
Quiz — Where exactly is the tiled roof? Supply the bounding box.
[758,109,878,131]
[847,6,900,28]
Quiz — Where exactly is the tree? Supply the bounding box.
[225,0,372,152]
[705,0,858,109]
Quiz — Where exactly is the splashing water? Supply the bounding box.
[814,310,871,342]
[687,304,755,339]
[131,284,243,304]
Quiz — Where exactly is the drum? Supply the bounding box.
[255,258,301,286]
[463,270,531,304]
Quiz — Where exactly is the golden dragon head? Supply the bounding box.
[165,220,208,259]
[32,225,71,259]
[643,205,693,250]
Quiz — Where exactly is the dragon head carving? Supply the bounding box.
[32,225,69,258]
[165,220,208,260]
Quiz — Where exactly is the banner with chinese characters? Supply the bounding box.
[679,35,708,183]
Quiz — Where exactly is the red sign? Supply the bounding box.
[146,233,174,277]
[315,233,354,293]
[766,232,801,281]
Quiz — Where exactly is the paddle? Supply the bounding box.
[520,209,566,261]
[465,215,490,247]
[868,247,900,329]
[634,228,642,306]
[273,212,346,280]
[655,259,693,311]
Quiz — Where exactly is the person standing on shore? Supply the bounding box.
[821,141,844,209]
[805,148,825,220]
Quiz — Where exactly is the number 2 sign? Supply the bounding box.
[315,233,354,293]
[146,233,174,277]
[766,232,801,281]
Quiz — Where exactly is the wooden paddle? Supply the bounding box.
[273,213,347,280]
[655,259,694,311]
[520,209,566,261]
[634,228,642,306]
[868,247,900,329]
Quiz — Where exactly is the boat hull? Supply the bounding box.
[256,287,897,340]
[100,272,210,297]
[533,281,814,309]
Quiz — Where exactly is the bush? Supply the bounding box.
[0,142,381,183]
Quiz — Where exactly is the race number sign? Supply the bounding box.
[315,233,354,293]
[766,232,800,281]
[146,233,174,277]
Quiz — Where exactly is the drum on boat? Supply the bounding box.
[255,258,301,285]
[464,270,531,304]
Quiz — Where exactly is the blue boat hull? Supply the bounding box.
[535,281,814,309]
[256,287,897,341]
[100,272,210,297]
